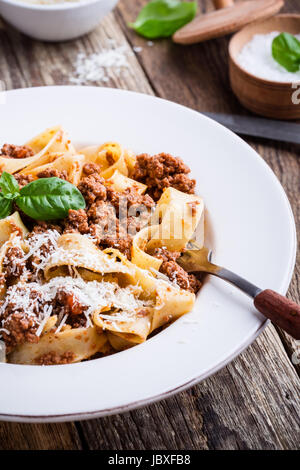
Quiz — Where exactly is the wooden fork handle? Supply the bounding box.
[254,290,300,339]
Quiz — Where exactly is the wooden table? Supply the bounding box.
[0,0,299,451]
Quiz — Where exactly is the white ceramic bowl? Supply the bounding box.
[0,0,118,41]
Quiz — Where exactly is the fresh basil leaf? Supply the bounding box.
[0,172,20,199]
[130,0,197,39]
[16,177,86,220]
[0,194,13,219]
[272,32,300,72]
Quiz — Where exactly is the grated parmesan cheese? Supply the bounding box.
[55,313,68,334]
[0,229,155,342]
[0,328,10,335]
[149,267,180,289]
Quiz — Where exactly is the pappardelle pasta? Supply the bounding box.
[0,126,204,365]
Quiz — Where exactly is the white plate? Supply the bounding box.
[0,86,296,423]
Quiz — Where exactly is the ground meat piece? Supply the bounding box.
[105,187,154,238]
[1,312,38,353]
[55,290,88,316]
[88,201,118,244]
[0,272,5,289]
[37,168,68,180]
[127,212,151,236]
[125,188,155,209]
[187,273,202,294]
[87,201,118,239]
[64,209,90,234]
[3,247,26,282]
[87,199,115,225]
[0,144,34,159]
[0,286,45,352]
[14,173,35,188]
[26,227,60,280]
[82,162,101,176]
[35,351,75,365]
[78,173,107,205]
[132,153,196,200]
[107,186,155,212]
[90,218,132,258]
[153,247,201,294]
[171,173,196,194]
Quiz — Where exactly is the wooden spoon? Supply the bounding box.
[178,244,300,339]
[173,0,284,45]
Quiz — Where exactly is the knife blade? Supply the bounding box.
[202,112,300,145]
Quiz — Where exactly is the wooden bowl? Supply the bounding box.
[229,14,300,120]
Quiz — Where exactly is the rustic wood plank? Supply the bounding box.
[284,0,300,13]
[0,421,82,450]
[79,324,300,450]
[0,0,299,451]
[250,137,300,374]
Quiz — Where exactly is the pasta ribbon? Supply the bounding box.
[21,154,85,185]
[80,142,128,179]
[44,233,136,283]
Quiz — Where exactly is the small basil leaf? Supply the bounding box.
[0,172,20,199]
[272,32,300,72]
[16,177,86,220]
[0,194,13,219]
[130,0,197,39]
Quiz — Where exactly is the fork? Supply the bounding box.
[178,242,300,339]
